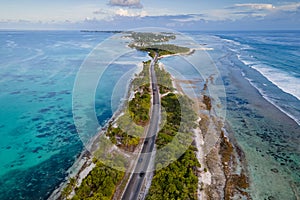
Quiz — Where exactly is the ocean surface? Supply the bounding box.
[0,31,147,200]
[0,30,299,199]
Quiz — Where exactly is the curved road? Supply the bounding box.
[121,54,160,200]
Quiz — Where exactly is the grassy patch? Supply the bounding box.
[71,161,124,200]
[106,123,140,152]
[129,61,151,126]
[146,44,189,55]
[146,148,200,200]
[154,63,174,94]
[148,90,200,199]
[131,60,150,90]
[128,88,151,126]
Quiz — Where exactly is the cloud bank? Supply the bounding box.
[109,0,143,8]
[1,2,299,30]
[233,3,275,10]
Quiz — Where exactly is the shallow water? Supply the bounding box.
[187,31,300,199]
[0,31,147,199]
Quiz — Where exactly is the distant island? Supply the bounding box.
[125,31,193,58]
[80,30,123,33]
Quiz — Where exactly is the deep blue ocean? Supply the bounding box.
[0,30,299,199]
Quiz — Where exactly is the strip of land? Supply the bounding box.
[52,32,250,200]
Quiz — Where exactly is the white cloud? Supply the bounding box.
[114,8,147,17]
[275,2,300,11]
[234,3,275,10]
[210,2,298,21]
[231,2,300,12]
[93,9,109,15]
[109,0,143,8]
[172,14,204,22]
[1,1,299,30]
[139,10,148,17]
[115,8,131,16]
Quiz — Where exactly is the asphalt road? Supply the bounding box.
[121,54,160,200]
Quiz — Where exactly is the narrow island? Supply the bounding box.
[52,32,250,200]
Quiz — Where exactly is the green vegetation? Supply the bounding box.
[146,148,200,200]
[62,59,153,200]
[62,178,76,198]
[62,138,128,200]
[117,112,144,137]
[138,44,190,57]
[156,93,181,148]
[154,64,174,94]
[148,92,199,199]
[63,33,197,200]
[156,93,197,149]
[128,87,151,126]
[147,64,200,199]
[127,32,176,47]
[106,123,140,152]
[70,161,124,200]
[154,92,198,171]
[103,60,151,151]
[127,32,191,58]
[131,60,150,90]
[129,61,151,126]
[93,135,128,172]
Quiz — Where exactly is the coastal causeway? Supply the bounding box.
[56,32,251,200]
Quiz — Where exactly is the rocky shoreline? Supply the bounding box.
[174,74,250,199]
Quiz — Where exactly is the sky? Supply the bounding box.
[0,0,299,30]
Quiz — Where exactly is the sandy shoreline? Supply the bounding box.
[48,62,142,200]
[48,110,126,200]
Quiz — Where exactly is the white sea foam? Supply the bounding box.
[251,64,300,101]
[241,71,246,77]
[21,48,44,62]
[236,52,300,101]
[221,38,252,50]
[237,54,256,66]
[237,53,300,125]
[6,40,17,48]
[245,77,300,126]
[222,38,242,46]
